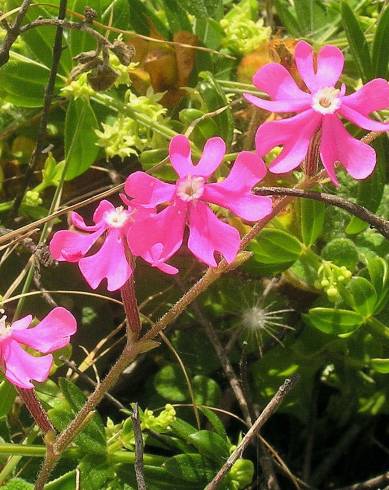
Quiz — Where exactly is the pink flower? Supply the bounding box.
[124,135,272,268]
[244,40,389,185]
[0,307,77,389]
[50,200,145,291]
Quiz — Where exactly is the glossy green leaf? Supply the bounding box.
[372,5,389,78]
[299,198,325,246]
[46,471,77,490]
[64,98,99,180]
[367,256,388,295]
[164,453,215,483]
[0,57,50,107]
[305,307,364,334]
[170,418,198,440]
[188,430,230,463]
[371,358,389,374]
[341,1,373,82]
[249,228,303,272]
[154,365,188,402]
[344,277,377,317]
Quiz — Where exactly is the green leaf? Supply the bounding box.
[46,471,77,490]
[198,72,234,146]
[164,453,215,483]
[299,198,325,246]
[154,365,187,402]
[273,0,301,36]
[344,277,377,317]
[0,381,16,417]
[341,1,373,82]
[127,0,170,37]
[6,0,71,73]
[58,378,106,446]
[170,418,197,440]
[248,228,302,273]
[160,0,192,32]
[198,407,227,439]
[64,98,99,180]
[78,455,114,490]
[346,140,386,234]
[304,307,364,334]
[188,430,230,463]
[321,238,359,271]
[69,0,101,57]
[49,407,106,454]
[372,5,389,78]
[366,256,388,296]
[370,358,389,374]
[193,375,221,406]
[1,479,33,490]
[181,0,223,19]
[0,57,50,107]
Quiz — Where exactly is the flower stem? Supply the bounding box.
[17,388,55,435]
[120,260,141,338]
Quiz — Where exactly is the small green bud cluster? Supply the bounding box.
[61,73,96,100]
[23,190,42,207]
[315,262,352,303]
[220,0,270,55]
[96,90,167,159]
[142,404,176,432]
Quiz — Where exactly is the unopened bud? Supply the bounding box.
[111,40,135,66]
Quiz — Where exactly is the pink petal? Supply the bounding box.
[12,307,77,354]
[145,243,179,275]
[188,202,240,267]
[194,137,226,177]
[11,315,32,331]
[49,228,105,262]
[70,212,100,232]
[128,203,186,264]
[320,114,376,184]
[295,41,344,92]
[124,172,175,208]
[244,93,311,113]
[315,44,344,89]
[2,339,52,389]
[341,79,389,116]
[244,63,311,113]
[339,104,389,132]
[169,135,194,177]
[92,200,117,224]
[255,110,322,173]
[295,41,316,92]
[203,151,273,221]
[79,229,132,291]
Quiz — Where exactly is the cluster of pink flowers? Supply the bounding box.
[2,41,388,391]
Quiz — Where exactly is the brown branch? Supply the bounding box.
[335,471,389,490]
[131,403,146,490]
[205,376,300,490]
[8,0,67,220]
[0,0,32,66]
[255,187,389,240]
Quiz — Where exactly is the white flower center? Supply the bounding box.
[104,206,131,228]
[242,306,267,331]
[312,87,341,114]
[176,175,205,202]
[0,310,11,340]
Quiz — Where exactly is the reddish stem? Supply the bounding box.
[17,387,55,434]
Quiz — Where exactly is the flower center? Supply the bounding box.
[242,306,267,331]
[0,310,11,340]
[312,87,341,114]
[104,206,131,228]
[176,175,205,202]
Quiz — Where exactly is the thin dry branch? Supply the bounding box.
[0,0,32,66]
[205,376,300,490]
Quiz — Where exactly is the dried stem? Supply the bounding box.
[255,187,389,239]
[335,471,389,490]
[9,0,68,220]
[0,0,32,66]
[131,403,146,490]
[205,376,300,490]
